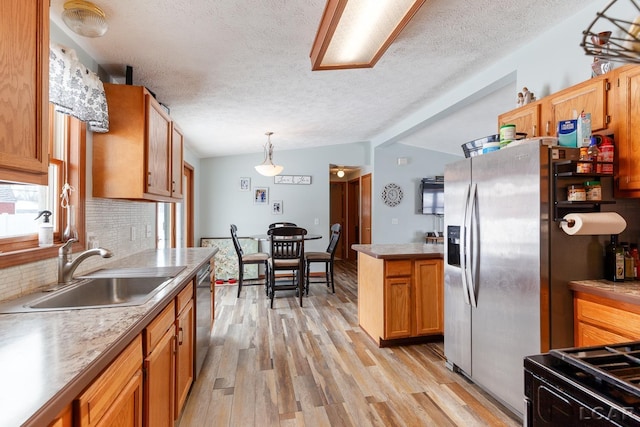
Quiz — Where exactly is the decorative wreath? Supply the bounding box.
[381,183,403,207]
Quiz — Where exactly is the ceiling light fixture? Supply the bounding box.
[255,132,284,177]
[337,169,345,178]
[310,0,425,71]
[62,0,108,38]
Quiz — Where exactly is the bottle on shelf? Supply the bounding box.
[631,243,640,280]
[623,242,635,281]
[604,234,625,282]
[587,136,600,166]
[598,136,614,174]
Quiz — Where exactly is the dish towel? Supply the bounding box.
[49,43,109,133]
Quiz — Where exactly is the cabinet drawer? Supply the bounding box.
[385,260,412,277]
[176,281,193,314]
[145,301,175,354]
[75,335,142,426]
[575,297,640,339]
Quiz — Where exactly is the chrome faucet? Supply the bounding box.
[58,239,113,285]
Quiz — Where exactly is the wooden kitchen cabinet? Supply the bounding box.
[358,252,443,346]
[143,281,196,426]
[47,405,71,427]
[611,65,640,195]
[171,124,184,199]
[498,101,541,138]
[542,76,610,137]
[144,301,176,426]
[0,0,49,185]
[574,291,640,346]
[414,259,444,335]
[75,335,143,427]
[93,84,183,202]
[174,282,194,419]
[383,259,444,339]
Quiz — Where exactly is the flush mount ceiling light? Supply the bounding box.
[310,0,425,71]
[62,0,108,38]
[337,169,345,178]
[255,132,284,177]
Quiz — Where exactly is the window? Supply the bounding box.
[0,107,85,267]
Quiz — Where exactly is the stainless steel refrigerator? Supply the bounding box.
[444,141,602,418]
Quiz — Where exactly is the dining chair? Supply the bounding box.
[267,226,307,308]
[305,223,341,294]
[230,224,269,297]
[268,222,297,229]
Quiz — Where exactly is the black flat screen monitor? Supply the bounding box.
[422,179,444,215]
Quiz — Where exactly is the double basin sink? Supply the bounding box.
[0,265,186,313]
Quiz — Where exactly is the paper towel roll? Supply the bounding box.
[561,212,627,236]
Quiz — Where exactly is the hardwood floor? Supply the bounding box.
[178,260,521,427]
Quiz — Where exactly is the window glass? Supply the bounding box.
[0,108,73,250]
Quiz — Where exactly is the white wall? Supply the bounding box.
[198,142,369,253]
[372,145,459,244]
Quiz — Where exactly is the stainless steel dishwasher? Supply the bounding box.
[195,262,212,378]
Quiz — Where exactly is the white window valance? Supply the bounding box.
[49,43,109,133]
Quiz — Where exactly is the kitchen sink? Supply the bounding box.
[0,265,187,313]
[27,276,173,310]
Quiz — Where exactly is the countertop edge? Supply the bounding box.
[17,247,216,427]
[568,280,640,306]
[352,243,444,259]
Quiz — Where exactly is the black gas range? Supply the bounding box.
[525,342,640,426]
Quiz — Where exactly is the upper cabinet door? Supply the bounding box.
[0,1,49,184]
[171,124,184,199]
[498,102,541,138]
[145,95,172,198]
[545,78,609,137]
[614,66,640,193]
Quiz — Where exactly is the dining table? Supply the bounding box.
[250,233,322,253]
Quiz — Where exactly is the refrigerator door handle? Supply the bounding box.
[460,183,471,306]
[465,183,478,308]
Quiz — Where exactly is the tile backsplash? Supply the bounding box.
[0,198,156,303]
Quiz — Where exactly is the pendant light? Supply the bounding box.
[62,0,108,38]
[255,132,284,177]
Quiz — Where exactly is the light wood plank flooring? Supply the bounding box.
[178,260,521,427]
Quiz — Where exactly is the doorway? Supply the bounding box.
[329,166,369,261]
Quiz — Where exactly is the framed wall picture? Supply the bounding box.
[272,200,283,215]
[274,175,312,185]
[253,187,268,205]
[239,177,250,191]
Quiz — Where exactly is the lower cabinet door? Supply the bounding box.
[175,299,194,418]
[144,327,175,426]
[384,277,412,339]
[95,371,143,427]
[414,259,443,336]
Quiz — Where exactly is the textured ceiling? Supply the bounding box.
[50,0,600,158]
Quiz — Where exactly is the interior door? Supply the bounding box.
[347,178,360,261]
[360,174,372,244]
[329,182,346,259]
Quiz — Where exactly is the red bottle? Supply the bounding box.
[598,136,614,174]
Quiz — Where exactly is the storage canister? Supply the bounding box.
[500,124,516,141]
[567,184,586,201]
[585,181,602,201]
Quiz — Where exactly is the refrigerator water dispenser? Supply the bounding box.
[447,226,460,267]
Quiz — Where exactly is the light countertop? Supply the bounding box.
[0,247,216,427]
[351,243,444,259]
[569,279,640,306]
